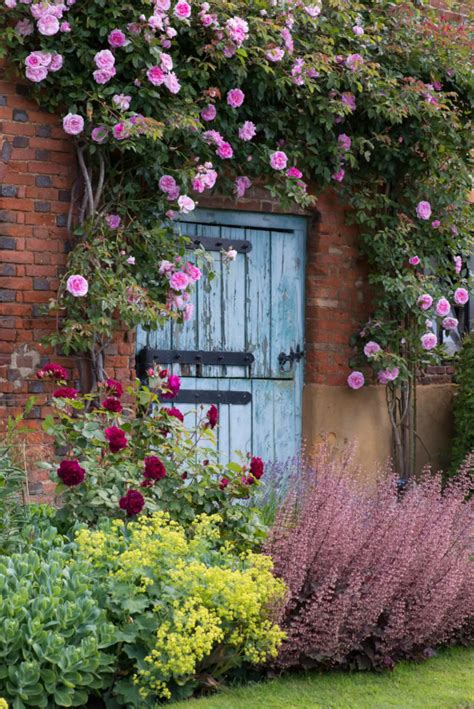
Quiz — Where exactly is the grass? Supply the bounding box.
[172,646,474,709]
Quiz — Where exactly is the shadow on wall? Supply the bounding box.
[302,383,455,481]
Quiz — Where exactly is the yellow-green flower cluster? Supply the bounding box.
[76,512,286,701]
[0,699,8,709]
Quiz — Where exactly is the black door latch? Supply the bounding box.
[278,345,304,372]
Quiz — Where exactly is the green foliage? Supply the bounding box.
[75,511,286,704]
[42,376,267,548]
[0,539,117,708]
[0,447,27,555]
[449,333,474,476]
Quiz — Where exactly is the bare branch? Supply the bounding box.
[76,144,95,219]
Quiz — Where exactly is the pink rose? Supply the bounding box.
[113,122,130,140]
[408,256,420,266]
[363,341,381,358]
[442,316,459,330]
[265,47,285,62]
[170,271,190,291]
[227,88,245,108]
[353,25,364,35]
[26,66,48,82]
[164,72,181,94]
[15,19,34,36]
[384,367,400,382]
[332,169,345,182]
[435,298,451,317]
[94,49,115,70]
[431,219,441,228]
[108,29,127,47]
[345,53,364,71]
[93,68,116,84]
[421,332,437,350]
[417,293,433,311]
[159,260,174,275]
[183,303,194,321]
[185,263,202,281]
[454,287,469,306]
[160,52,173,71]
[177,195,195,214]
[216,142,234,159]
[347,371,365,390]
[201,104,216,122]
[416,200,432,220]
[159,175,177,194]
[286,167,303,179]
[106,214,121,229]
[337,133,351,151]
[66,274,88,297]
[238,121,256,141]
[270,151,288,170]
[113,94,131,110]
[174,1,191,19]
[147,65,165,86]
[226,16,249,46]
[60,21,71,32]
[63,113,84,135]
[453,256,462,274]
[37,13,59,35]
[234,176,252,198]
[91,126,109,143]
[49,53,63,72]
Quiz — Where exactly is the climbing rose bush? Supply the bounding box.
[40,364,267,547]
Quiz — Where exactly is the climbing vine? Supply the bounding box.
[0,0,473,474]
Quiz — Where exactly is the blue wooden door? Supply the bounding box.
[136,209,306,464]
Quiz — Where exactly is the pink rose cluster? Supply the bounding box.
[25,50,63,83]
[202,130,234,160]
[18,0,75,38]
[158,175,195,213]
[159,258,201,321]
[192,162,218,193]
[146,52,180,94]
[93,49,116,85]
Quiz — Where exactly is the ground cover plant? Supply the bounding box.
[265,446,474,671]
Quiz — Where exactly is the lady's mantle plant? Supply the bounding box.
[1,0,473,472]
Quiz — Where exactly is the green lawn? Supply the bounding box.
[172,646,474,709]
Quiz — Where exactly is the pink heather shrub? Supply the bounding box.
[265,446,474,671]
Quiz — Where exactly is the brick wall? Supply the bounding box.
[0,63,136,497]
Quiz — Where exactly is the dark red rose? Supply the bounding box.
[250,456,264,480]
[159,368,169,379]
[140,479,154,488]
[105,378,123,397]
[161,374,181,400]
[161,406,184,422]
[105,426,128,453]
[119,489,145,516]
[181,472,188,480]
[57,459,85,486]
[37,363,69,381]
[219,477,229,490]
[206,404,218,429]
[241,475,255,486]
[202,459,210,466]
[53,387,79,399]
[102,396,123,413]
[144,455,166,480]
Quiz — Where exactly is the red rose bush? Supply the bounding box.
[41,363,266,547]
